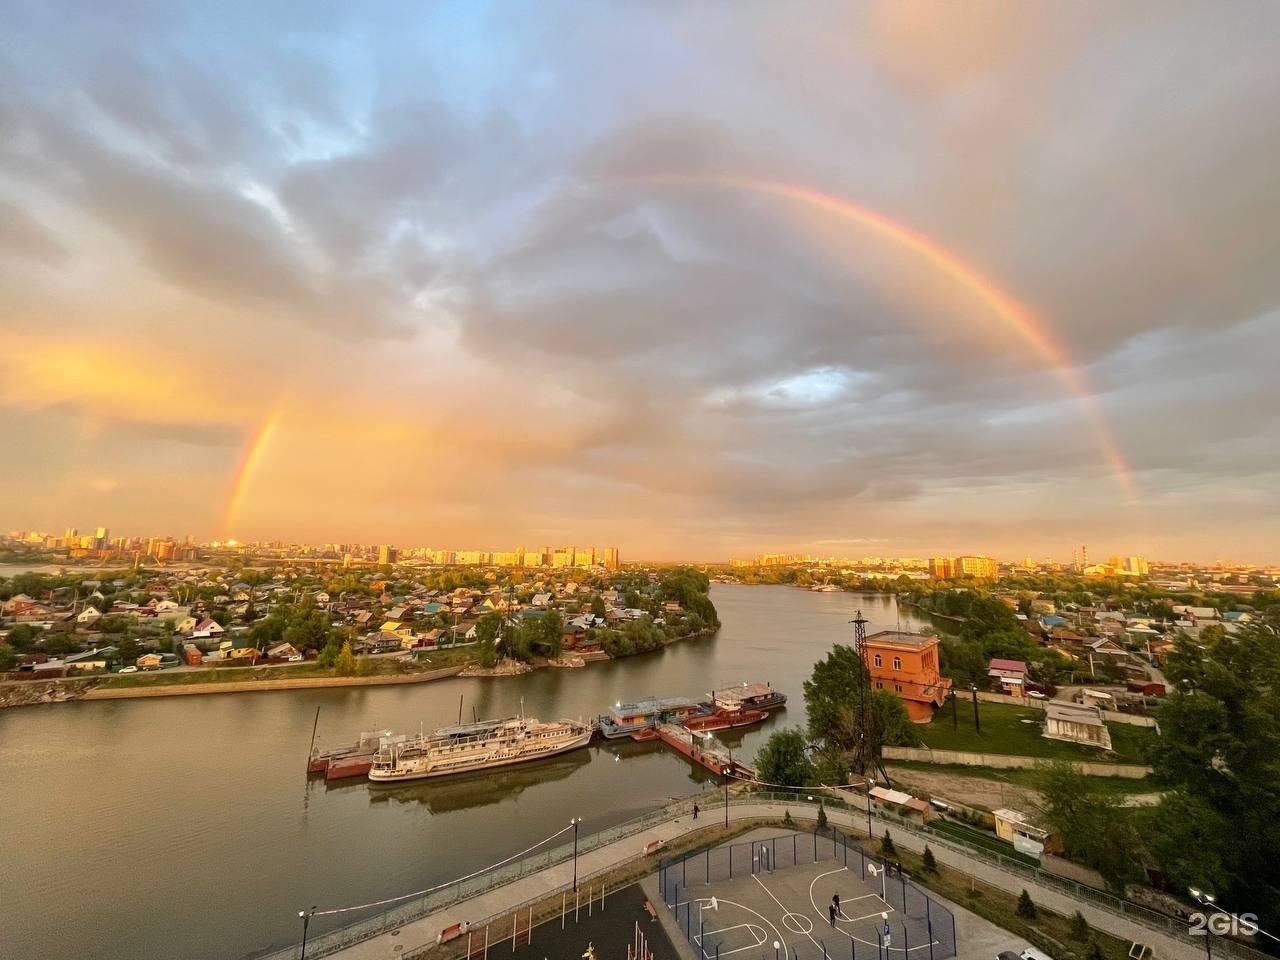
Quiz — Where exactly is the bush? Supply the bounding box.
[1086,940,1105,960]
[1016,889,1037,919]
[783,810,794,827]
[817,803,828,829]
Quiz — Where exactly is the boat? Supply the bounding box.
[367,716,594,783]
[681,703,768,733]
[308,729,393,776]
[710,681,787,713]
[598,696,704,739]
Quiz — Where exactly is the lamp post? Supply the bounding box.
[571,817,582,891]
[970,684,980,734]
[298,906,316,960]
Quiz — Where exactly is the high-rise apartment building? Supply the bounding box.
[928,557,955,579]
[956,555,999,578]
[604,546,620,571]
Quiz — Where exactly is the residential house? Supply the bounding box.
[862,630,952,723]
[190,618,225,640]
[76,606,102,626]
[987,658,1028,695]
[1043,701,1112,750]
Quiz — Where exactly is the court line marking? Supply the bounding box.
[692,896,790,960]
[806,865,942,955]
[694,922,766,958]
[753,874,823,953]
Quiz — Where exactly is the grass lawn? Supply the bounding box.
[927,819,1041,866]
[919,700,1156,764]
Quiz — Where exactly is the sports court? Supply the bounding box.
[660,830,956,960]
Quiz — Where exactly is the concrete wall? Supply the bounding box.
[881,745,1153,777]
[972,689,1159,727]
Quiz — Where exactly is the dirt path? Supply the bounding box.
[886,765,1042,810]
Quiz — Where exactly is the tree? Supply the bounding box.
[115,634,141,666]
[755,729,815,788]
[1033,761,1143,892]
[474,612,502,668]
[1015,889,1036,919]
[922,846,937,873]
[816,803,828,830]
[591,594,607,618]
[879,832,896,858]
[1148,617,1280,927]
[0,643,17,672]
[4,623,39,652]
[315,638,341,669]
[1070,911,1090,941]
[334,641,357,676]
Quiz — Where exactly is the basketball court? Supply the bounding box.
[661,831,955,960]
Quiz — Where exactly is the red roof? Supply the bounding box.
[988,658,1028,673]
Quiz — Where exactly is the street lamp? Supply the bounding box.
[298,906,316,960]
[571,817,582,891]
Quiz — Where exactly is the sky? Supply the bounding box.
[1,2,1278,563]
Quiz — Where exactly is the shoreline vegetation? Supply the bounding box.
[0,623,719,708]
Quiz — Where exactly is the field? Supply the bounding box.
[919,701,1156,764]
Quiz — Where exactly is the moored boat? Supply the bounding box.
[308,729,393,776]
[710,681,787,713]
[368,716,593,783]
[598,696,704,739]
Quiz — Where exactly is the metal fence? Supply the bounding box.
[259,797,706,960]
[659,829,957,960]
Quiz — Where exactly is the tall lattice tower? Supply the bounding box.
[850,609,871,775]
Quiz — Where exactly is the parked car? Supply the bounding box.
[997,949,1053,960]
[118,665,139,674]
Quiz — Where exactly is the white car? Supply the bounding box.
[118,665,139,674]
[287,654,304,662]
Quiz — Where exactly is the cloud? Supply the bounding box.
[0,1,1277,559]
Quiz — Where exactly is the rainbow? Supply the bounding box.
[634,175,1134,494]
[223,409,282,537]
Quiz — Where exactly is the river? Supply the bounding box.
[0,584,927,960]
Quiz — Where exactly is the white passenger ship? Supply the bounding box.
[367,715,594,783]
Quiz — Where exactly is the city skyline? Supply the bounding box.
[2,4,1279,561]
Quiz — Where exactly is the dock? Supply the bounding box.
[651,723,754,778]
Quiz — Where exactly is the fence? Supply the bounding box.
[878,746,1153,777]
[659,829,957,960]
[259,798,704,960]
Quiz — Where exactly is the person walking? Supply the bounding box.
[832,893,841,918]
[692,803,699,820]
[829,902,837,927]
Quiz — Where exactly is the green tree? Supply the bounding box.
[804,644,921,773]
[1015,889,1036,919]
[1148,617,1280,926]
[879,831,896,858]
[115,634,141,666]
[4,624,39,652]
[1070,911,1090,941]
[922,846,937,873]
[334,641,357,676]
[755,729,815,787]
[591,594,607,618]
[475,612,502,668]
[0,643,17,672]
[315,638,341,669]
[1033,761,1143,892]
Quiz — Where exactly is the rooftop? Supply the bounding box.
[864,630,939,647]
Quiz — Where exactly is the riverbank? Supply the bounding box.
[79,665,469,701]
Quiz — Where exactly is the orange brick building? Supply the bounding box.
[862,630,952,723]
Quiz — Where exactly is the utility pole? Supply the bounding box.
[970,685,980,735]
[850,610,870,774]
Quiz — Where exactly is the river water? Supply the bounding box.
[0,585,927,960]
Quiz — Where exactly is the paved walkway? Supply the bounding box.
[310,802,1206,960]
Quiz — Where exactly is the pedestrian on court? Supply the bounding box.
[829,902,837,926]
[833,892,841,917]
[692,803,699,820]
